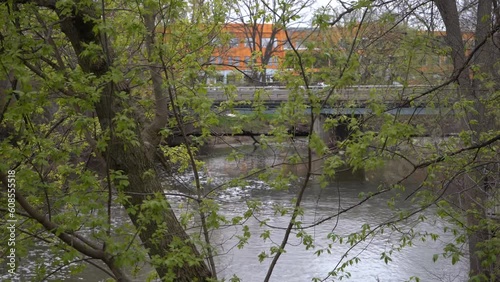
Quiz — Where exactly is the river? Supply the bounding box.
[196,143,469,282]
[3,142,469,281]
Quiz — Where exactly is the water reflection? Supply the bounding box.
[201,144,468,282]
[5,143,468,281]
[214,188,468,281]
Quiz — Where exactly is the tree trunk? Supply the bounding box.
[106,136,212,281]
[434,0,499,279]
[434,0,471,87]
[45,2,212,280]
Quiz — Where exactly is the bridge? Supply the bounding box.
[203,85,457,143]
[207,85,449,115]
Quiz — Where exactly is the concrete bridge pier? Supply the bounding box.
[313,114,335,146]
[313,114,353,146]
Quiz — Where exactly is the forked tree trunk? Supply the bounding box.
[50,2,212,280]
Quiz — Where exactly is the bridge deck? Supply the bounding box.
[207,85,450,103]
[207,85,453,113]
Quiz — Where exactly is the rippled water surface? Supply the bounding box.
[200,145,468,282]
[4,144,469,281]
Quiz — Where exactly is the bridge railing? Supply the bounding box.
[207,85,444,105]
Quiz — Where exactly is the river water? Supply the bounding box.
[4,142,469,281]
[196,144,469,282]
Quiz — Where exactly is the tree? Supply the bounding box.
[0,0,224,280]
[1,0,498,281]
[433,0,500,278]
[267,0,498,280]
[311,0,500,280]
[229,0,313,84]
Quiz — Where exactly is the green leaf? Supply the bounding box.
[432,254,439,263]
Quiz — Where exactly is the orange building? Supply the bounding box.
[209,22,475,85]
[210,23,287,84]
